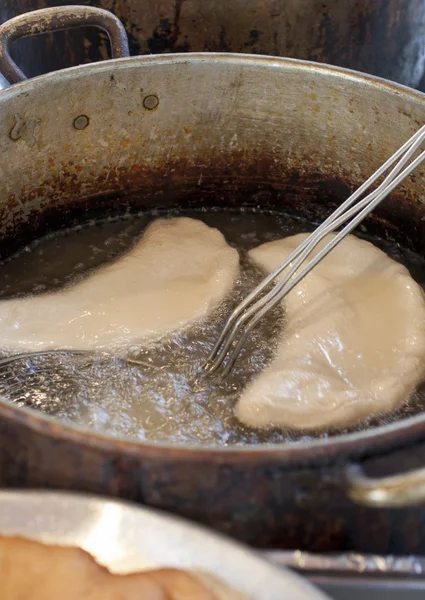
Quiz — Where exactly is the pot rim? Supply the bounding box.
[2,51,424,101]
[2,52,425,463]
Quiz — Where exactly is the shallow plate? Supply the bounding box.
[0,490,328,600]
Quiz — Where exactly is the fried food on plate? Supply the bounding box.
[0,535,247,600]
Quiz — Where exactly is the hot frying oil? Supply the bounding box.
[0,208,424,446]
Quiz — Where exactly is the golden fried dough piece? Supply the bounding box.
[191,571,248,600]
[150,568,216,600]
[0,536,246,600]
[0,536,165,600]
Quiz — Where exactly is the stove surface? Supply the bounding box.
[265,550,425,599]
[316,576,425,600]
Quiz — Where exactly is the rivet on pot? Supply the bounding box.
[73,115,89,130]
[143,95,159,110]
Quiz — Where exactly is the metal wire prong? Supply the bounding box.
[206,126,425,377]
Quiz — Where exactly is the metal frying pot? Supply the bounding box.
[4,5,425,555]
[2,0,425,89]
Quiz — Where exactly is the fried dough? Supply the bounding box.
[0,535,247,600]
[236,233,425,430]
[0,218,239,352]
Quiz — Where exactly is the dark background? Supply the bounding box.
[1,0,425,91]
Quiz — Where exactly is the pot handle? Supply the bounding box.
[0,5,130,85]
[345,462,425,507]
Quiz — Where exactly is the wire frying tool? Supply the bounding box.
[204,125,425,378]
